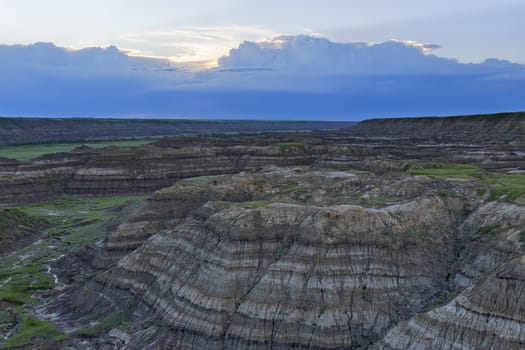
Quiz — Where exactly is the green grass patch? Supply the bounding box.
[0,138,156,161]
[407,162,484,179]
[276,142,310,153]
[6,195,146,255]
[326,193,357,205]
[75,312,129,337]
[278,181,310,196]
[436,190,458,198]
[242,200,272,208]
[1,194,148,346]
[208,200,234,210]
[407,162,525,204]
[482,174,525,201]
[16,195,146,221]
[0,317,68,349]
[0,195,148,348]
[0,265,54,304]
[0,195,147,308]
[344,169,371,176]
[15,195,147,249]
[0,209,47,240]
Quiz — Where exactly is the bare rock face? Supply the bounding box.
[375,255,525,350]
[373,203,525,350]
[43,167,481,349]
[454,202,525,288]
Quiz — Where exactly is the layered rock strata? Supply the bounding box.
[0,140,371,206]
[43,168,485,349]
[375,256,525,349]
[1,112,524,206]
[373,202,525,349]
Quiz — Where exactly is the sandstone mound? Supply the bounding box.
[41,167,501,349]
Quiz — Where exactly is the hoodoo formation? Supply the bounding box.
[0,113,524,349]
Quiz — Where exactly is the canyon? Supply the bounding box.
[0,112,524,349]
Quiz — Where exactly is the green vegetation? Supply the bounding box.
[273,239,293,260]
[75,311,130,337]
[0,264,53,304]
[519,231,525,246]
[14,195,146,247]
[209,200,234,210]
[326,193,358,205]
[408,162,525,203]
[436,190,458,198]
[278,181,310,197]
[0,317,68,349]
[344,169,371,176]
[276,142,310,153]
[242,200,272,208]
[478,224,500,237]
[17,194,145,221]
[0,209,47,240]
[0,138,157,161]
[482,174,525,201]
[407,162,484,179]
[0,194,148,348]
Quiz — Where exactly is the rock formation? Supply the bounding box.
[36,165,522,349]
[1,112,525,349]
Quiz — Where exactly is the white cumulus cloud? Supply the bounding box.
[0,35,524,119]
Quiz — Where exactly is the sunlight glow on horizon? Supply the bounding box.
[37,35,446,72]
[1,0,524,65]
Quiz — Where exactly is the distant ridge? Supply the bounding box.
[0,118,354,146]
[346,111,525,143]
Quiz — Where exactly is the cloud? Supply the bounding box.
[0,42,189,92]
[119,25,275,68]
[217,35,523,77]
[0,36,524,120]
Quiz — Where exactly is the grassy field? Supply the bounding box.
[482,174,525,201]
[407,162,484,179]
[0,138,157,161]
[0,194,148,348]
[0,317,68,349]
[407,162,525,203]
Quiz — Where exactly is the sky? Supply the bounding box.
[1,0,524,120]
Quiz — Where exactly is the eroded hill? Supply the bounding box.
[0,112,524,349]
[37,167,525,349]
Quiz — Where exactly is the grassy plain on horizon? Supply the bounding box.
[0,138,157,161]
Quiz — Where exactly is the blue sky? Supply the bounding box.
[1,1,524,120]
